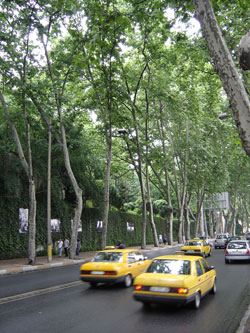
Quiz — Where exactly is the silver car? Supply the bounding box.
[225,240,250,264]
[214,234,228,249]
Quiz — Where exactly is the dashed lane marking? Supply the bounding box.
[0,281,82,305]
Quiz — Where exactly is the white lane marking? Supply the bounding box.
[0,281,83,305]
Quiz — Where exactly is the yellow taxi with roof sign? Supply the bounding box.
[80,249,151,288]
[133,254,216,309]
[181,239,211,257]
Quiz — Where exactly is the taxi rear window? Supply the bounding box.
[93,252,123,262]
[185,241,201,246]
[147,259,191,275]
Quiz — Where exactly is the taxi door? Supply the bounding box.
[126,252,139,278]
[195,260,208,295]
[199,258,214,291]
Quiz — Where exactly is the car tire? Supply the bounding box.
[90,282,98,287]
[202,252,206,258]
[225,259,229,264]
[210,279,216,294]
[215,247,218,249]
[208,250,211,257]
[193,292,201,309]
[124,274,132,288]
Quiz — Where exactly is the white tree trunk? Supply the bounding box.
[193,0,250,157]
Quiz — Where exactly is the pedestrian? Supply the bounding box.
[57,238,63,257]
[76,238,80,255]
[159,234,163,246]
[163,234,167,246]
[64,237,69,257]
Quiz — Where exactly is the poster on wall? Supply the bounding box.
[19,208,28,233]
[96,221,103,232]
[51,219,60,232]
[70,219,82,232]
[127,222,134,232]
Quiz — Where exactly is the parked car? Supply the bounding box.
[225,240,250,263]
[214,234,228,249]
[80,249,151,288]
[133,254,216,309]
[181,239,211,257]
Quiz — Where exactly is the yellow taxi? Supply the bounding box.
[133,254,216,309]
[181,239,211,257]
[80,249,151,288]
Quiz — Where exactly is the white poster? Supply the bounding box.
[19,208,28,233]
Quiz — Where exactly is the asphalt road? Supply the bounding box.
[0,247,249,333]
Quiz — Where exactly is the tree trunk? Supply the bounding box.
[47,121,52,262]
[0,92,37,264]
[101,133,112,250]
[193,0,250,157]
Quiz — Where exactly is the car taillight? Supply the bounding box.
[134,285,150,291]
[215,240,217,243]
[246,249,250,254]
[177,288,188,294]
[169,287,188,294]
[105,271,117,275]
[225,250,228,255]
[81,270,91,274]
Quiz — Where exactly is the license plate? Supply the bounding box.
[91,271,104,275]
[149,286,170,292]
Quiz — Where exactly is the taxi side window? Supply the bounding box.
[127,254,136,264]
[134,252,144,262]
[195,261,204,276]
[200,259,210,273]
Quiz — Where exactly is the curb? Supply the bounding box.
[0,259,88,276]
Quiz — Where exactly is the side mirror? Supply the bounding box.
[144,256,148,260]
[209,266,215,270]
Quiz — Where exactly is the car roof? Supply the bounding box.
[152,254,204,261]
[186,239,202,242]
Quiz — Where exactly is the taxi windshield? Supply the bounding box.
[93,252,123,263]
[147,259,191,275]
[185,241,201,246]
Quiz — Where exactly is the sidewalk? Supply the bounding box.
[0,244,249,333]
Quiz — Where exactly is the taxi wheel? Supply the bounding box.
[124,274,132,288]
[193,292,201,309]
[202,252,206,258]
[90,282,98,288]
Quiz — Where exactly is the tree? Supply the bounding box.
[193,0,250,158]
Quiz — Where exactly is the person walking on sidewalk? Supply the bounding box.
[64,237,69,257]
[57,239,63,257]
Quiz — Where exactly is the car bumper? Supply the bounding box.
[80,275,127,284]
[225,255,250,261]
[133,292,195,305]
